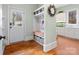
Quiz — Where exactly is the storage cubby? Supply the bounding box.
[33,5,56,52]
[33,5,44,45]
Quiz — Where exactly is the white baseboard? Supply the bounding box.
[24,35,33,41]
[43,41,57,52]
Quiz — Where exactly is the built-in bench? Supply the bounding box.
[33,31,44,45]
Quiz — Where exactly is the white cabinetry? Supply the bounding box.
[33,5,44,45]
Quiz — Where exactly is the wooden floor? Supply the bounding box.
[4,36,79,55]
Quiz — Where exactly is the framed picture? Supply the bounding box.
[67,9,78,24]
[66,9,79,28]
[68,10,76,24]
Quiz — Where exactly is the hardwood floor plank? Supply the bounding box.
[4,36,79,55]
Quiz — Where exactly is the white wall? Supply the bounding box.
[36,4,43,8]
[57,27,79,39]
[0,5,2,35]
[0,4,3,55]
[33,17,41,32]
[2,5,9,45]
[2,4,39,45]
[57,4,79,39]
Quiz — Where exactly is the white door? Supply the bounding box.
[8,8,25,43]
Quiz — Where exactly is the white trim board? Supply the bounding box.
[43,41,57,52]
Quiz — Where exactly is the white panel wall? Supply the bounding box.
[0,4,3,55]
[57,27,79,39]
[2,4,39,45]
[0,5,2,35]
[57,4,79,40]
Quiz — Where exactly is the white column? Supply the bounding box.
[44,4,57,52]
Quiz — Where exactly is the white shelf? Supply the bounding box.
[34,5,44,12]
[34,11,44,17]
[33,5,44,46]
[34,5,44,17]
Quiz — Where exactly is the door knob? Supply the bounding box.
[10,23,13,29]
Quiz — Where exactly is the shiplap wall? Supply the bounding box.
[2,4,39,45]
[57,4,79,39]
